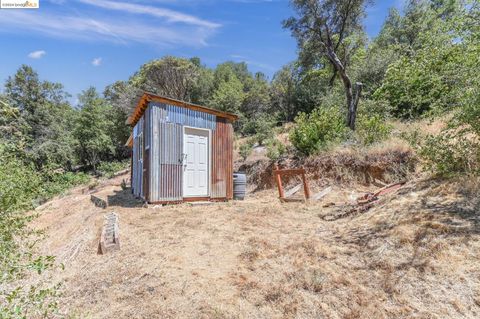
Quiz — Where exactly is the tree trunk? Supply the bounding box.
[347,82,363,130]
[329,68,337,87]
[325,46,362,130]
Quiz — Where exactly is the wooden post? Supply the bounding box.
[301,171,311,200]
[273,164,285,200]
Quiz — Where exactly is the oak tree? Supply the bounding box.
[284,0,370,130]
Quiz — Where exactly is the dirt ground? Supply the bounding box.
[31,173,480,319]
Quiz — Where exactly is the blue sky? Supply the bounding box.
[0,0,405,104]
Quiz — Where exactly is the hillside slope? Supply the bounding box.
[26,172,480,318]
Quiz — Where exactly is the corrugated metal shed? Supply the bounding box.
[129,93,237,204]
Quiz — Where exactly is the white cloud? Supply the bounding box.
[230,54,275,71]
[77,0,220,28]
[0,10,216,47]
[230,54,246,59]
[28,50,46,59]
[92,57,102,66]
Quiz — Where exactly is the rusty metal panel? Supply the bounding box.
[211,118,234,199]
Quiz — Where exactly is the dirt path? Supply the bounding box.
[30,174,480,318]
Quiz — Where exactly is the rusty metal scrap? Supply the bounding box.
[320,181,406,221]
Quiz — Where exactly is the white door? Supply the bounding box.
[183,127,209,197]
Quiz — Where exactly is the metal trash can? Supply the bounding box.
[233,172,247,200]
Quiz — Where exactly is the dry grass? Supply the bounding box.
[25,172,480,319]
[389,117,447,137]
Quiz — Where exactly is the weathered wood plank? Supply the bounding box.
[313,186,333,201]
[285,184,302,198]
[98,212,120,255]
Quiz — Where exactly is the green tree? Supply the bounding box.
[241,72,271,117]
[284,0,370,130]
[373,0,478,118]
[4,65,76,169]
[190,60,215,105]
[104,81,134,159]
[131,56,200,102]
[209,64,245,113]
[271,63,299,122]
[74,87,115,171]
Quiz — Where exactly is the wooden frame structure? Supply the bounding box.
[273,164,311,203]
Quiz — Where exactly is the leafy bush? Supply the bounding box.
[41,171,91,199]
[290,107,349,156]
[0,148,44,213]
[0,143,91,318]
[356,114,392,145]
[266,138,287,161]
[239,140,253,161]
[0,147,62,317]
[416,87,480,177]
[418,130,479,177]
[254,122,275,146]
[373,27,479,119]
[97,160,130,178]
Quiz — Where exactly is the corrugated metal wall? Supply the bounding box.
[132,116,144,198]
[143,101,233,203]
[149,105,184,202]
[149,102,216,130]
[211,118,234,199]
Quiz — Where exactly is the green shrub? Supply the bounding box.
[97,160,130,178]
[254,122,275,146]
[418,130,479,177]
[266,138,287,161]
[417,90,480,176]
[41,171,91,199]
[356,114,392,145]
[0,150,44,213]
[0,144,70,318]
[290,107,348,156]
[239,140,253,161]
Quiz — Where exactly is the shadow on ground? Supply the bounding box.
[107,187,144,208]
